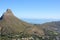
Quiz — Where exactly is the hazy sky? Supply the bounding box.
[0,0,60,19]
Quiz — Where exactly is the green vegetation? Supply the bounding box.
[0,31,60,40]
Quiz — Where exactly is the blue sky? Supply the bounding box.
[0,0,60,19]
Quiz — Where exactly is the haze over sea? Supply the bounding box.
[21,18,60,24]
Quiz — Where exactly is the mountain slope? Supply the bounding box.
[0,9,44,36]
[42,21,60,32]
[35,21,60,35]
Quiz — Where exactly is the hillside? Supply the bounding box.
[34,21,60,36]
[0,9,44,36]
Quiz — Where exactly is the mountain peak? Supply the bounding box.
[4,9,14,16]
[0,9,14,20]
